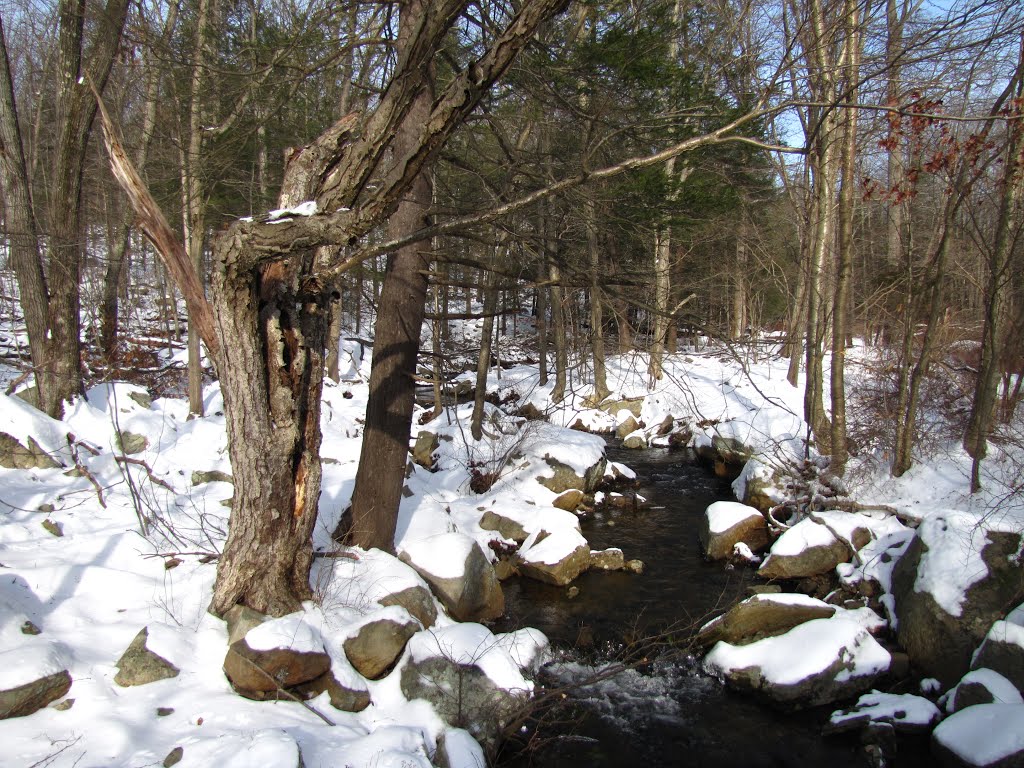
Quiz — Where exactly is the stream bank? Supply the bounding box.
[496,444,931,767]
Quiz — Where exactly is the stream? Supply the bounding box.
[495,444,930,767]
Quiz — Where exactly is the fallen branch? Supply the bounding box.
[114,455,175,492]
[66,434,106,508]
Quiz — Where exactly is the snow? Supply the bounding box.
[704,500,762,533]
[399,532,478,580]
[933,704,1024,766]
[519,526,588,566]
[912,511,999,618]
[762,516,838,558]
[704,617,891,686]
[829,691,941,729]
[0,638,68,690]
[974,619,1024,663]
[244,608,324,654]
[948,669,1024,711]
[406,624,536,693]
[3,316,1024,763]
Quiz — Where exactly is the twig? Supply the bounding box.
[66,434,106,508]
[114,455,176,492]
[313,550,360,560]
[143,551,219,561]
[233,653,336,727]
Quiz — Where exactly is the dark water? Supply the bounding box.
[496,445,928,768]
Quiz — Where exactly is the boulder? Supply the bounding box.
[191,470,233,486]
[517,530,591,586]
[0,433,60,470]
[703,618,891,708]
[931,704,1024,768]
[411,431,439,470]
[294,670,370,712]
[971,620,1024,693]
[479,510,528,543]
[379,586,438,630]
[537,455,606,495]
[400,534,505,623]
[552,489,586,512]
[343,613,420,680]
[222,615,331,697]
[0,670,71,719]
[599,398,644,418]
[758,517,852,580]
[622,431,648,449]
[590,548,625,571]
[400,625,533,748]
[615,415,641,439]
[892,519,1024,687]
[826,691,942,735]
[947,669,1023,713]
[695,593,836,649]
[116,430,149,455]
[114,627,180,687]
[699,501,769,561]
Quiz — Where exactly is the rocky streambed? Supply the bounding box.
[495,444,936,768]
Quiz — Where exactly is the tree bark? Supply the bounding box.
[829,0,861,475]
[347,0,435,551]
[963,42,1024,490]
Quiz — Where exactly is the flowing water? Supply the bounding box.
[496,444,928,767]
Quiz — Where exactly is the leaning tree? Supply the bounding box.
[98,0,570,617]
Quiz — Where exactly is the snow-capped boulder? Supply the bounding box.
[892,515,1024,687]
[114,625,181,686]
[615,413,641,439]
[400,533,505,622]
[826,691,942,735]
[536,454,607,494]
[698,501,769,561]
[516,528,591,586]
[0,392,70,469]
[758,517,852,580]
[946,669,1023,713]
[223,612,331,698]
[622,430,648,449]
[695,593,836,649]
[732,458,785,514]
[703,617,891,708]
[294,668,371,713]
[931,704,1024,768]
[400,624,537,747]
[379,586,438,631]
[971,620,1024,693]
[552,489,586,511]
[343,609,421,680]
[0,636,71,719]
[411,430,440,470]
[479,509,528,543]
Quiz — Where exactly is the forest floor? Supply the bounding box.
[0,302,1021,767]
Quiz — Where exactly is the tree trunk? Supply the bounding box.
[585,198,609,401]
[549,263,568,402]
[209,246,331,616]
[829,0,861,475]
[472,265,500,440]
[0,15,48,384]
[963,47,1023,490]
[648,225,671,385]
[182,0,214,417]
[347,3,435,550]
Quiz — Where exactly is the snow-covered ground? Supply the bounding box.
[1,316,1022,766]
